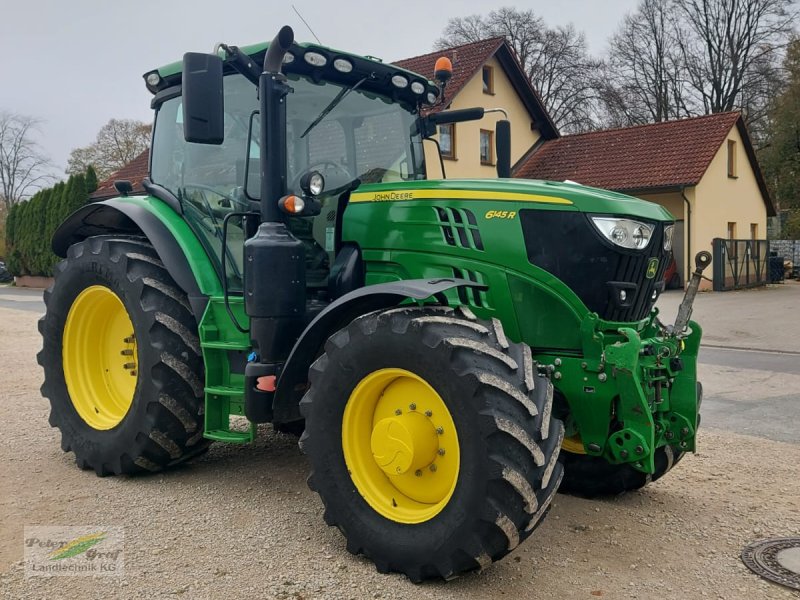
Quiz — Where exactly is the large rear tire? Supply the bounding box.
[299,306,564,582]
[38,236,209,476]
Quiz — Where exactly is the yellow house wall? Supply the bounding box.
[693,125,768,289]
[424,56,542,179]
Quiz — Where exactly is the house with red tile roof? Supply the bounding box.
[514,112,774,287]
[394,37,559,179]
[91,149,150,200]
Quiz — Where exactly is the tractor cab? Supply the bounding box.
[147,41,433,293]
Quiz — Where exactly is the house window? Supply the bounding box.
[482,66,494,94]
[480,129,493,165]
[727,222,737,240]
[727,140,737,178]
[750,223,758,240]
[439,124,455,159]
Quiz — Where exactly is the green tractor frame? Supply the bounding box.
[39,26,710,581]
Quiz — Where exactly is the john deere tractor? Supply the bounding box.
[39,26,709,581]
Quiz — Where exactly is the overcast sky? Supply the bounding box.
[0,0,639,179]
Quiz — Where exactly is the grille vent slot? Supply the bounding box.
[452,267,489,308]
[435,207,484,250]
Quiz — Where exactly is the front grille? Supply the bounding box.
[519,210,670,322]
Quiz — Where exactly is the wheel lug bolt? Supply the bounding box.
[409,403,416,411]
[425,410,432,417]
[620,450,629,458]
[414,470,422,477]
[395,409,402,416]
[130,371,137,376]
[680,427,689,436]
[120,349,133,356]
[438,448,445,456]
[429,464,437,472]
[436,427,444,435]
[124,336,135,343]
[635,445,644,454]
[123,362,136,370]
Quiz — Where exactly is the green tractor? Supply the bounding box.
[39,26,709,581]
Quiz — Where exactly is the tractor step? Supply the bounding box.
[201,340,251,351]
[204,427,255,444]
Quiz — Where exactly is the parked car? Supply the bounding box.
[0,261,12,284]
[663,255,682,289]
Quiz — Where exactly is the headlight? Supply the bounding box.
[300,171,325,196]
[591,217,653,250]
[663,224,674,251]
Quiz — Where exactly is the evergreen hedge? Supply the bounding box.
[4,166,98,277]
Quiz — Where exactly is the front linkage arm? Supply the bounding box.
[602,251,711,473]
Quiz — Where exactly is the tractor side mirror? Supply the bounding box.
[182,52,224,144]
[496,119,511,178]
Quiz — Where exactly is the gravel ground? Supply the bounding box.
[1,306,799,600]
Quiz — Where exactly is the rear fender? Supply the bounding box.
[52,197,222,318]
[271,278,486,424]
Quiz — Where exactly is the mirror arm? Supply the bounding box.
[219,44,262,86]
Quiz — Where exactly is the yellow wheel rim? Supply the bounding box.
[342,368,460,524]
[62,285,138,430]
[562,433,587,454]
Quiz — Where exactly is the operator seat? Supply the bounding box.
[327,188,364,300]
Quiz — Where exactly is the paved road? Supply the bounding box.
[3,284,797,444]
[0,286,44,313]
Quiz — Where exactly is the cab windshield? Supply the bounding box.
[150,72,426,288]
[151,73,425,203]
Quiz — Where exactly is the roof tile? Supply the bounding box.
[514,112,742,191]
[394,38,506,112]
[91,149,150,200]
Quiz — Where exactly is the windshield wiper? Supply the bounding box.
[300,75,371,138]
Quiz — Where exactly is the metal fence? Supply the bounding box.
[712,238,770,291]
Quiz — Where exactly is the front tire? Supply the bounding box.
[558,443,684,497]
[299,306,564,581]
[38,236,209,476]
[558,383,703,497]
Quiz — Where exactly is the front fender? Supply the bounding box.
[271,278,486,423]
[52,197,222,317]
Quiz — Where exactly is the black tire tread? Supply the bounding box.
[39,236,209,476]
[299,306,564,582]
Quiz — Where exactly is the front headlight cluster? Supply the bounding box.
[591,217,653,250]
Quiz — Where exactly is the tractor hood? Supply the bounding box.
[350,178,674,222]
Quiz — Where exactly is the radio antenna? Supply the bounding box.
[292,5,323,45]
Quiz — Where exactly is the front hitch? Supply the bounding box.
[671,251,712,336]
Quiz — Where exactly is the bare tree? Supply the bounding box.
[67,119,151,180]
[675,0,796,117]
[436,8,602,133]
[0,112,53,210]
[604,0,693,125]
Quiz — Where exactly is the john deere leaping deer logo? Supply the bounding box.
[646,258,659,279]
